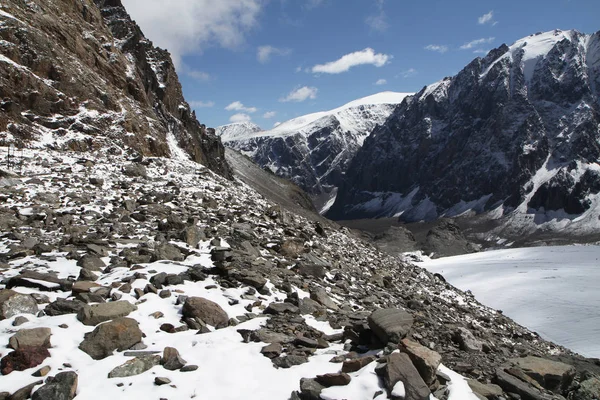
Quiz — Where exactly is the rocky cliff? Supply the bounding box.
[328,30,600,233]
[0,0,230,177]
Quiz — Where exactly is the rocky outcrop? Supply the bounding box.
[0,0,231,178]
[329,30,600,232]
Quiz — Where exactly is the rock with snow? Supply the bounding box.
[77,301,137,326]
[108,355,160,378]
[0,290,38,320]
[1,346,51,375]
[78,317,143,360]
[181,297,229,328]
[380,352,430,400]
[31,371,78,400]
[8,328,52,350]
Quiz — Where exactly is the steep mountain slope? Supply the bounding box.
[0,0,230,177]
[220,92,412,212]
[329,29,600,236]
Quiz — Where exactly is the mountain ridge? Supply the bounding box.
[328,29,600,237]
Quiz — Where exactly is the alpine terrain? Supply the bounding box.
[328,30,600,239]
[1,1,600,400]
[218,92,411,212]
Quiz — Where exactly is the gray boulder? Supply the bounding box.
[108,355,160,378]
[9,328,52,350]
[31,371,78,400]
[368,308,414,344]
[77,301,137,326]
[381,352,430,400]
[0,290,38,320]
[78,317,143,360]
[182,297,229,328]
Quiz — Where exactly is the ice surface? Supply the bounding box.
[418,245,600,357]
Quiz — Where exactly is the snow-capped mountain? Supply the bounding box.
[219,92,412,212]
[328,29,600,236]
[215,122,263,142]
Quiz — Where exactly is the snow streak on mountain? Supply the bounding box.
[328,30,600,236]
[218,92,412,212]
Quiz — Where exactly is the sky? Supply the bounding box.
[121,0,600,129]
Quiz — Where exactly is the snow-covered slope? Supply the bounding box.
[418,245,600,358]
[329,29,600,238]
[215,122,263,142]
[220,92,412,211]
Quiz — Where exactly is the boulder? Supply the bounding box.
[509,356,576,393]
[161,347,187,371]
[0,290,38,320]
[264,302,300,315]
[315,373,351,387]
[381,352,430,400]
[1,346,51,375]
[71,281,102,294]
[467,379,504,399]
[400,338,442,385]
[342,355,376,373]
[78,317,143,360]
[494,368,553,400]
[31,371,78,400]
[260,343,283,359]
[44,298,86,316]
[77,301,137,326]
[309,288,338,310]
[77,255,106,271]
[108,355,160,378]
[272,355,309,369]
[299,378,325,400]
[368,308,414,344]
[182,297,229,328]
[572,377,600,400]
[453,327,483,352]
[153,243,184,262]
[9,328,52,350]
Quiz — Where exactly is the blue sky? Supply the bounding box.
[121,0,599,129]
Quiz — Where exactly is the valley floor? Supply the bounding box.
[417,245,600,358]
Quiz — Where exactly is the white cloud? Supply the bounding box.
[189,101,214,108]
[183,67,211,81]
[263,111,276,119]
[257,45,291,63]
[366,0,388,32]
[460,37,495,50]
[398,68,417,78]
[306,0,325,9]
[230,113,252,123]
[478,10,494,25]
[424,44,449,54]
[375,79,387,85]
[311,48,391,74]
[121,0,262,69]
[279,86,318,102]
[473,49,490,55]
[225,101,257,113]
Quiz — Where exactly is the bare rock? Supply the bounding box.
[182,297,229,328]
[400,338,442,385]
[31,371,78,400]
[78,317,143,360]
[9,327,52,350]
[368,308,414,344]
[0,290,38,320]
[77,301,137,326]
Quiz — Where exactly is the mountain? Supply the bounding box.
[328,29,600,236]
[0,0,230,177]
[216,122,263,142]
[219,92,412,212]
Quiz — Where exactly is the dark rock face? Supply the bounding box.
[0,0,231,178]
[328,30,600,224]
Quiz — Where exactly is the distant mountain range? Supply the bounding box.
[328,29,600,236]
[216,92,411,212]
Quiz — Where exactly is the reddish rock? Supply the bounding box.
[1,346,51,375]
